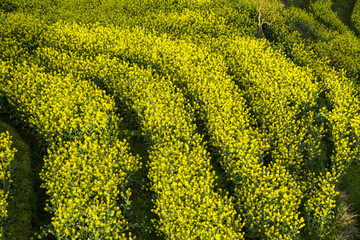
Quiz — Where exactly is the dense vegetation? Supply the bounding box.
[0,0,360,239]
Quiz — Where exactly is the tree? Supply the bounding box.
[256,0,283,37]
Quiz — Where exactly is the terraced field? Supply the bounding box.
[0,0,360,239]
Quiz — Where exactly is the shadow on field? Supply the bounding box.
[0,113,52,239]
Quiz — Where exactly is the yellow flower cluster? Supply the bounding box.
[4,63,118,145]
[303,67,360,237]
[216,35,320,174]
[265,6,323,67]
[306,50,358,240]
[38,20,311,239]
[0,60,139,239]
[309,0,351,34]
[137,1,256,43]
[42,135,136,239]
[267,7,360,237]
[305,171,338,238]
[33,38,244,239]
[0,131,16,239]
[171,38,306,239]
[213,35,333,238]
[2,8,359,239]
[269,5,360,80]
[322,68,360,178]
[0,12,46,65]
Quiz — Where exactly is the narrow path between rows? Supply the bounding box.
[0,113,51,240]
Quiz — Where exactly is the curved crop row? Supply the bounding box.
[266,6,360,180]
[0,131,16,239]
[303,66,360,238]
[154,34,306,240]
[144,33,305,240]
[0,12,46,65]
[0,60,139,239]
[214,35,320,175]
[137,0,257,42]
[352,0,360,34]
[214,35,337,238]
[211,37,343,238]
[308,66,360,238]
[266,9,360,237]
[38,22,307,239]
[309,0,351,34]
[322,68,360,179]
[268,6,360,79]
[33,45,244,239]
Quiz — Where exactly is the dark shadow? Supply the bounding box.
[0,113,53,239]
[0,1,18,13]
[117,109,163,240]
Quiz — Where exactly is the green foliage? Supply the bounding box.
[309,0,351,34]
[352,0,360,34]
[267,5,360,79]
[331,0,357,27]
[0,12,46,64]
[0,1,18,13]
[0,118,49,240]
[341,163,360,225]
